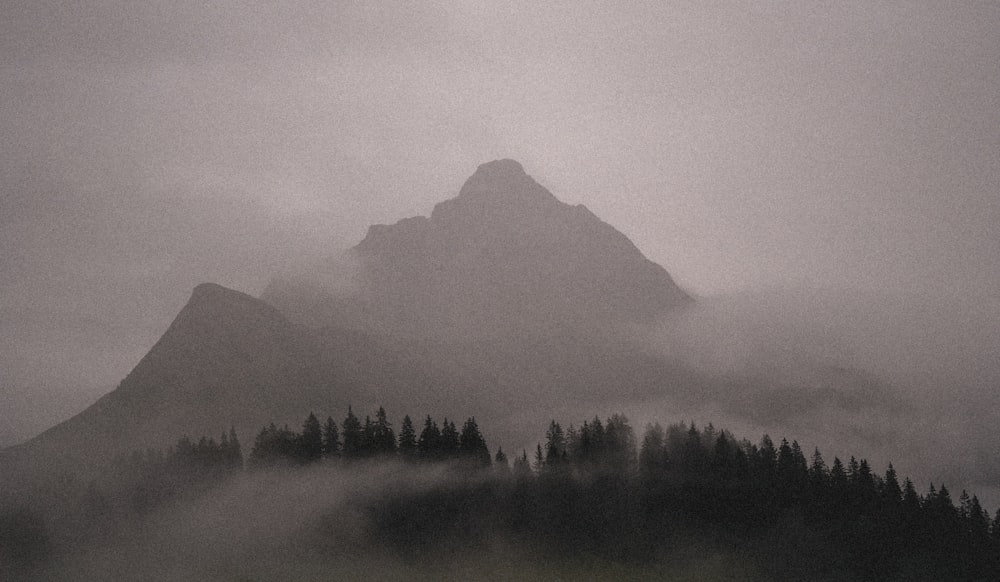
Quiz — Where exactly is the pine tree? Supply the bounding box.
[299,412,323,462]
[440,418,459,458]
[534,443,545,472]
[458,417,491,468]
[372,407,396,456]
[809,448,828,490]
[902,478,921,514]
[341,406,363,459]
[513,449,532,478]
[495,447,509,468]
[544,420,565,465]
[882,463,902,503]
[418,416,441,460]
[398,415,417,459]
[322,416,340,458]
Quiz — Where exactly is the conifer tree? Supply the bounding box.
[418,416,441,460]
[830,457,847,490]
[371,407,396,456]
[398,415,417,459]
[882,464,902,503]
[544,420,565,465]
[902,478,921,514]
[458,417,491,467]
[322,416,340,458]
[361,416,375,457]
[513,449,532,478]
[495,446,508,468]
[809,448,828,489]
[299,412,323,462]
[341,406,363,459]
[440,418,459,458]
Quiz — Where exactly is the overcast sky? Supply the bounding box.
[2,1,998,442]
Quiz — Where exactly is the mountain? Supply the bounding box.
[3,160,906,491]
[263,159,690,340]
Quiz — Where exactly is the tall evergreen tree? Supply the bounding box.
[534,443,545,472]
[495,447,509,468]
[299,412,323,462]
[544,420,565,465]
[341,406,363,459]
[418,416,441,460]
[513,449,532,478]
[882,464,902,503]
[809,448,828,490]
[458,417,491,468]
[371,407,396,455]
[322,416,340,458]
[398,415,417,459]
[440,418,459,458]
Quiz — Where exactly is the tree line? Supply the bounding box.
[246,407,492,469]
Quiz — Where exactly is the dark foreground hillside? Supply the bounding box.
[3,409,999,581]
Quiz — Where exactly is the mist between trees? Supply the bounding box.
[4,407,1000,581]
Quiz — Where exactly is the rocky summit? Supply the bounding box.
[265,159,691,340]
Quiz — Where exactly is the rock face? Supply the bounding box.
[265,159,690,340]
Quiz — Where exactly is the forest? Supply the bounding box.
[4,407,1000,581]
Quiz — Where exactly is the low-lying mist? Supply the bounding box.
[637,287,1000,508]
[23,461,756,582]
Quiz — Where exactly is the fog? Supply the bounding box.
[24,462,753,581]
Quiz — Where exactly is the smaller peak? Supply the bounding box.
[191,282,239,300]
[188,283,263,309]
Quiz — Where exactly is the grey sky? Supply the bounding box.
[2,1,999,442]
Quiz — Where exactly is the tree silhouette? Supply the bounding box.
[299,412,323,462]
[322,416,340,458]
[341,407,363,459]
[398,415,417,459]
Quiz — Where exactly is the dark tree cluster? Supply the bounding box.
[365,415,1000,581]
[248,408,492,469]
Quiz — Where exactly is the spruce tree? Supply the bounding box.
[322,416,340,458]
[398,415,417,459]
[372,407,396,456]
[418,416,441,460]
[882,464,902,503]
[459,417,490,468]
[299,412,323,462]
[495,447,509,468]
[440,418,459,458]
[341,406,363,459]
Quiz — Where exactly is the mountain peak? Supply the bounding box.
[455,158,549,201]
[271,160,691,339]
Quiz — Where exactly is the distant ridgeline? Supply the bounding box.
[6,409,1000,580]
